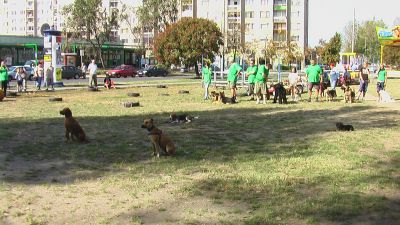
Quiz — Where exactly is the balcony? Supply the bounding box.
[273,5,287,10]
[273,17,286,23]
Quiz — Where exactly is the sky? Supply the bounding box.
[308,0,400,47]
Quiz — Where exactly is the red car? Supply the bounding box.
[106,65,137,78]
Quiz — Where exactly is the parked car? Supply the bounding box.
[180,66,188,73]
[137,65,169,77]
[7,66,35,81]
[24,60,44,67]
[106,65,137,78]
[61,66,85,79]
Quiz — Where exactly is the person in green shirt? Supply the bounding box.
[246,58,257,101]
[202,61,212,100]
[254,59,269,104]
[305,59,322,102]
[376,64,387,100]
[0,61,9,97]
[227,57,242,102]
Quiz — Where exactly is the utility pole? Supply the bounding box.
[351,8,355,53]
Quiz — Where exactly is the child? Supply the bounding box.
[104,74,116,89]
[15,67,24,92]
[202,61,212,100]
[288,67,299,101]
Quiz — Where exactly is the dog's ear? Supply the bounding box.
[150,118,154,122]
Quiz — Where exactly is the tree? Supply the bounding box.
[343,19,386,63]
[154,18,224,76]
[383,46,400,65]
[264,40,277,64]
[321,32,342,64]
[225,24,244,60]
[134,0,178,40]
[63,0,119,68]
[280,41,303,65]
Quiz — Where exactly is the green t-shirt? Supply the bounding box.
[246,65,257,84]
[227,63,242,82]
[377,69,387,82]
[255,65,269,83]
[0,66,8,82]
[306,65,322,83]
[202,67,212,84]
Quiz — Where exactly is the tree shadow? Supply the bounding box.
[0,105,398,186]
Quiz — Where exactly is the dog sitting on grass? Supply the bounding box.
[336,122,354,131]
[273,83,287,104]
[343,85,355,103]
[141,119,176,157]
[60,107,87,142]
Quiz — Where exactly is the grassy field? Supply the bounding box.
[0,79,399,225]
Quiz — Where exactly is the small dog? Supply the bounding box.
[326,89,337,102]
[379,90,395,103]
[60,107,87,142]
[336,122,354,131]
[169,113,198,123]
[141,119,176,157]
[294,86,302,101]
[343,86,355,103]
[273,83,287,104]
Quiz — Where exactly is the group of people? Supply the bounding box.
[202,58,389,103]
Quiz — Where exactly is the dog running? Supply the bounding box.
[141,119,176,157]
[60,107,87,142]
[336,122,354,131]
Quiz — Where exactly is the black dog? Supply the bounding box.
[336,122,354,131]
[170,113,197,123]
[273,83,287,104]
[326,89,337,102]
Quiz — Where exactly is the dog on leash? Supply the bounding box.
[59,107,87,142]
[169,113,198,123]
[141,119,176,157]
[273,83,287,104]
[336,122,354,131]
[326,89,337,102]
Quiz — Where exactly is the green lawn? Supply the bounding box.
[0,80,399,225]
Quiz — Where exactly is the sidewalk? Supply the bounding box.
[6,79,201,93]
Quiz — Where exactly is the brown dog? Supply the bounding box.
[60,107,87,142]
[141,119,176,157]
[343,85,355,103]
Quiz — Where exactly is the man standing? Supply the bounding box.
[0,61,8,96]
[35,63,44,90]
[227,57,242,102]
[356,62,370,101]
[246,58,257,101]
[305,60,322,102]
[88,59,98,88]
[254,59,269,104]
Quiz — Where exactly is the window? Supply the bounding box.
[245,23,254,31]
[245,11,254,18]
[110,2,118,7]
[260,11,270,18]
[260,23,269,30]
[291,35,299,41]
[291,11,299,18]
[228,12,240,17]
[261,0,268,5]
[245,0,254,4]
[228,0,239,5]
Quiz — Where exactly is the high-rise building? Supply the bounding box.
[0,0,308,56]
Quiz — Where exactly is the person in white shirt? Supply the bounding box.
[88,59,98,88]
[288,67,300,101]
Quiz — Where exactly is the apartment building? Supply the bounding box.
[195,0,309,54]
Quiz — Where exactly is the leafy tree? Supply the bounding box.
[63,0,120,68]
[154,18,224,76]
[321,32,342,64]
[280,41,303,65]
[226,24,244,60]
[264,40,277,65]
[134,0,178,38]
[343,19,385,63]
[383,46,400,65]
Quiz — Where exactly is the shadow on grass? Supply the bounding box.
[0,105,398,183]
